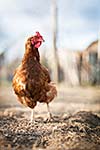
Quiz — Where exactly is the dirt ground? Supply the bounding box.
[0,85,100,150]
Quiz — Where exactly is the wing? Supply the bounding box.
[12,64,30,97]
[40,65,51,83]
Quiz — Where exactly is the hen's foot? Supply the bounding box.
[45,103,54,122]
[45,109,54,122]
[45,114,54,122]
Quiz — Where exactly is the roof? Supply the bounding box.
[86,40,98,53]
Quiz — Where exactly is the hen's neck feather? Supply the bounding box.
[22,43,40,63]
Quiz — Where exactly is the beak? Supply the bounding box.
[42,38,45,42]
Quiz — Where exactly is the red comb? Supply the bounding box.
[36,31,41,37]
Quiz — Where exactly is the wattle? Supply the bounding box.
[34,41,42,48]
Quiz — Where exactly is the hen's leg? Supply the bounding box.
[30,109,34,122]
[46,103,53,121]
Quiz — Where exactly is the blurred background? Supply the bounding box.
[0,0,100,116]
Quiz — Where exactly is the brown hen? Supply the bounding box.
[12,32,57,122]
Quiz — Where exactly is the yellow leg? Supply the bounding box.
[30,109,34,122]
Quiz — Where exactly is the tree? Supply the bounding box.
[51,0,59,83]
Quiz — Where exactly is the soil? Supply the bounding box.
[0,111,100,150]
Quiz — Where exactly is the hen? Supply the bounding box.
[12,32,57,122]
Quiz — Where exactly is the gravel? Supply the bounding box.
[0,111,100,150]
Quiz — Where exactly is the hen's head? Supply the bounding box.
[29,32,44,48]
